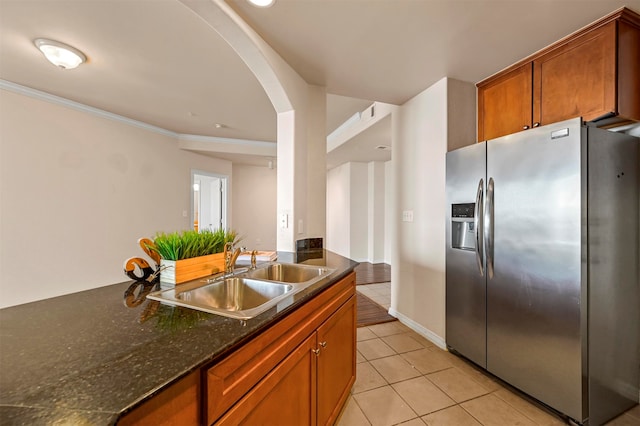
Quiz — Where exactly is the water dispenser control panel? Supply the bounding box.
[451,203,476,251]
[452,203,474,219]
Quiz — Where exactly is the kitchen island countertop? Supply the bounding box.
[0,250,357,425]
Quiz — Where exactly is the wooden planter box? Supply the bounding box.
[160,253,226,285]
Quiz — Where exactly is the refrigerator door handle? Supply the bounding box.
[485,177,495,279]
[475,179,484,276]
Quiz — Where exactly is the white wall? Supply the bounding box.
[368,161,386,263]
[326,163,350,258]
[384,160,393,264]
[349,162,368,261]
[231,164,277,251]
[0,89,232,308]
[389,78,475,347]
[326,160,387,263]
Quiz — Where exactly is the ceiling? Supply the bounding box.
[1,0,638,168]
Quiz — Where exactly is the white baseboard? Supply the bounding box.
[388,308,447,350]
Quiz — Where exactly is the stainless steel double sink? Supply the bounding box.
[146,262,335,320]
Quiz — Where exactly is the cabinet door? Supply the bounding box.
[534,21,616,125]
[316,296,356,426]
[477,63,532,141]
[215,334,318,426]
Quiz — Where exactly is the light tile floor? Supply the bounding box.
[356,282,391,310]
[344,283,640,426]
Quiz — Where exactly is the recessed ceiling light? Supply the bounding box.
[34,38,86,69]
[247,0,275,7]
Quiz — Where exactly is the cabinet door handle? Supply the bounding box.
[533,122,540,128]
[319,341,327,348]
[522,125,530,130]
[312,348,320,355]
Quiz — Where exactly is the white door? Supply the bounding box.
[192,171,227,231]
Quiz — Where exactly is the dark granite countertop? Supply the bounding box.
[0,250,357,425]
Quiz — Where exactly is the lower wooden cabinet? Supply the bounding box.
[119,272,356,426]
[118,371,201,426]
[213,273,356,426]
[317,295,356,425]
[215,334,318,425]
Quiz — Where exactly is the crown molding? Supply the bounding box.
[0,79,176,137]
[178,133,275,147]
[0,79,274,147]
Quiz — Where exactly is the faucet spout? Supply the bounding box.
[223,242,242,276]
[230,248,242,269]
[250,250,258,270]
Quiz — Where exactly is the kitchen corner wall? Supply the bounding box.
[231,164,277,251]
[390,77,476,347]
[0,89,232,308]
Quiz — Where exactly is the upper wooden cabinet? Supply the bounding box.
[478,63,533,143]
[477,7,640,142]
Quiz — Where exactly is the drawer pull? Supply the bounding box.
[523,125,530,130]
[533,122,540,128]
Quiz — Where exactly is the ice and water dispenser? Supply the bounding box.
[451,203,476,251]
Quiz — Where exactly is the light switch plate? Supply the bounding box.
[402,210,414,222]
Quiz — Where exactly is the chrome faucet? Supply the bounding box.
[250,250,258,270]
[223,242,242,276]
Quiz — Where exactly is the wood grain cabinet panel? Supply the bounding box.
[215,295,356,426]
[117,371,200,426]
[534,21,616,125]
[215,334,318,426]
[317,294,356,426]
[208,272,356,425]
[477,7,640,142]
[477,63,533,141]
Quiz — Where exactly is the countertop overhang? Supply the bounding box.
[0,250,357,425]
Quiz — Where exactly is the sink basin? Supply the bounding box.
[146,262,336,320]
[147,277,294,320]
[245,263,334,284]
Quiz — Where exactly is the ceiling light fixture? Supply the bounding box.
[247,0,275,8]
[34,38,86,69]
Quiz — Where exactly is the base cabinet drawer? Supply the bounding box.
[215,334,318,426]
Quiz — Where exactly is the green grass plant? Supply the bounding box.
[148,228,239,261]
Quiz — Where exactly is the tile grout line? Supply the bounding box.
[357,333,540,425]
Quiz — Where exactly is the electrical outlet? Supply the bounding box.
[402,210,414,222]
[280,214,288,229]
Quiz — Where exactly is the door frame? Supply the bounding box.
[191,169,229,232]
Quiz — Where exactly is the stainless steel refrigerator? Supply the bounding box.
[445,117,639,425]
